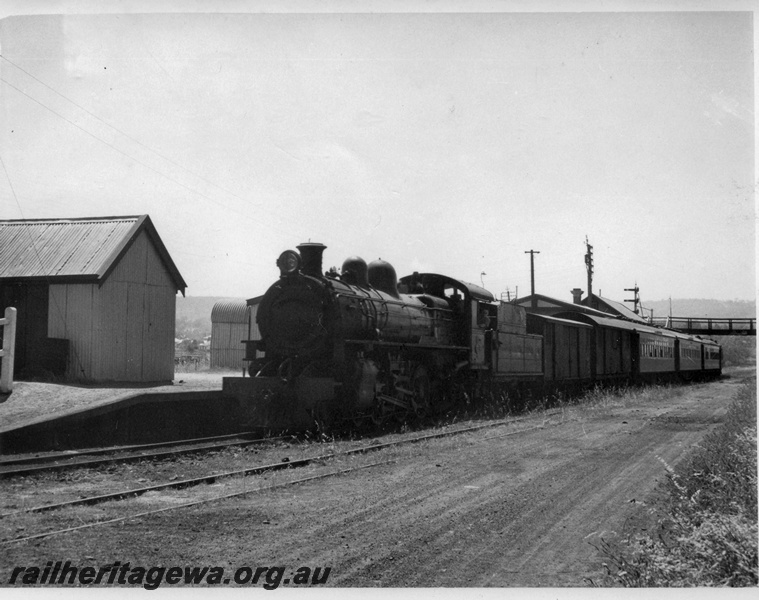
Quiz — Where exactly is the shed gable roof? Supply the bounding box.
[0,215,186,293]
[514,293,615,318]
[585,295,649,324]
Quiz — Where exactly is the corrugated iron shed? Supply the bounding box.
[210,300,249,370]
[0,215,186,294]
[211,301,249,324]
[210,297,264,370]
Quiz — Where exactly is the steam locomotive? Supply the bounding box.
[236,242,721,426]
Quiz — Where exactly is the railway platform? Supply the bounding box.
[0,373,293,455]
[0,369,333,455]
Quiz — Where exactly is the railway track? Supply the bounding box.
[3,460,398,545]
[0,431,287,478]
[3,379,743,548]
[2,413,559,543]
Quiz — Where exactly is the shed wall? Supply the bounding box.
[48,230,176,382]
[210,322,249,370]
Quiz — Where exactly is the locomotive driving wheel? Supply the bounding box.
[370,401,392,426]
[367,358,440,425]
[410,365,432,417]
[370,394,406,426]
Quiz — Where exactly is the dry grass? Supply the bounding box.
[596,382,758,587]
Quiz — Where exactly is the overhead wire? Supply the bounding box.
[0,56,306,243]
[0,55,327,314]
[0,76,280,234]
[0,54,259,210]
[0,152,89,379]
[0,56,299,377]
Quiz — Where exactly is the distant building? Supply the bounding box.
[210,296,262,371]
[514,293,614,319]
[0,215,186,382]
[582,294,649,324]
[514,290,649,324]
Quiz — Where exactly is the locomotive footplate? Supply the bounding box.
[344,339,470,352]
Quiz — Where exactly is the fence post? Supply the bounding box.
[1,307,17,393]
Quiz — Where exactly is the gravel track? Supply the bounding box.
[1,374,748,588]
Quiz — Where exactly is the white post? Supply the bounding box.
[1,307,17,393]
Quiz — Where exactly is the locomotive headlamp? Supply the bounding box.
[276,250,301,276]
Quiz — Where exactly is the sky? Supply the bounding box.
[0,1,755,306]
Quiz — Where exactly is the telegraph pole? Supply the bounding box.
[524,249,540,308]
[584,237,594,309]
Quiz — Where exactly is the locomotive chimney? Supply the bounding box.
[297,242,327,277]
[571,288,584,305]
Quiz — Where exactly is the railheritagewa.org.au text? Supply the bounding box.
[7,561,331,590]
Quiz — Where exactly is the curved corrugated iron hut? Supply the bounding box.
[210,300,250,371]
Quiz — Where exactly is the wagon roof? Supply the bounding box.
[0,214,186,293]
[526,313,594,329]
[555,311,681,337]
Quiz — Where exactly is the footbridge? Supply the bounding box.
[651,317,756,336]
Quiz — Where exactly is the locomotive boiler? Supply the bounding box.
[248,242,468,422]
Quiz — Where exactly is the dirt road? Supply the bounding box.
[2,375,748,588]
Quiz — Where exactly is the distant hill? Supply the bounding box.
[641,299,755,319]
[176,296,245,323]
[175,296,244,340]
[174,295,756,345]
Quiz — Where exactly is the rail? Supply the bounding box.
[651,316,756,336]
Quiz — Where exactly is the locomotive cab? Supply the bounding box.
[398,273,497,368]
